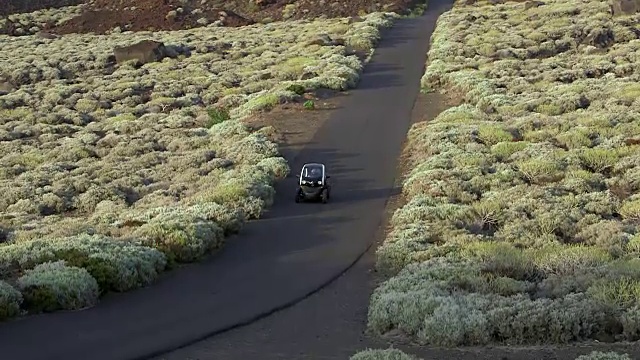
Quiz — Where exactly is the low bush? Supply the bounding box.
[370,243,640,345]
[119,203,247,236]
[350,349,633,360]
[368,0,640,347]
[132,214,224,265]
[16,260,99,313]
[0,280,23,320]
[303,99,315,109]
[350,348,419,360]
[0,234,167,293]
[575,352,632,360]
[206,106,230,126]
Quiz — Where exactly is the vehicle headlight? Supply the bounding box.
[317,181,322,185]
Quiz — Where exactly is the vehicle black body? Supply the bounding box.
[295,163,331,203]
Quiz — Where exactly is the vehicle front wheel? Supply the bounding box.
[321,190,328,204]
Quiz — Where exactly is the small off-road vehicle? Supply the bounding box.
[295,163,331,203]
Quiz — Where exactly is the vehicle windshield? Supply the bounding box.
[301,165,323,181]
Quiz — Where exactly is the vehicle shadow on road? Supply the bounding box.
[328,186,401,204]
[207,214,357,263]
[357,73,403,89]
[286,147,359,168]
[272,146,395,212]
[269,176,375,217]
[376,0,454,50]
[363,63,402,74]
[374,21,422,49]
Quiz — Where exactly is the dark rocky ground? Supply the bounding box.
[1,0,426,34]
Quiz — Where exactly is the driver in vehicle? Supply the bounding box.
[309,167,321,178]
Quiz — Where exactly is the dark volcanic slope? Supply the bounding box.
[0,4,450,360]
[0,0,84,16]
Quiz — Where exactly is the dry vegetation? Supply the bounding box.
[0,4,88,35]
[0,11,399,319]
[367,0,640,348]
[350,348,634,360]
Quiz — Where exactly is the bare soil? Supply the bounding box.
[48,0,256,34]
[241,89,348,162]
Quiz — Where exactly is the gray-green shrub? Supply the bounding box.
[17,260,99,313]
[0,280,22,320]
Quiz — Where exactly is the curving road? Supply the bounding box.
[0,3,452,360]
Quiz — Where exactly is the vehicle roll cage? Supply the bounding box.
[296,163,328,185]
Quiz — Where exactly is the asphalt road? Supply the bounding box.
[0,3,452,360]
